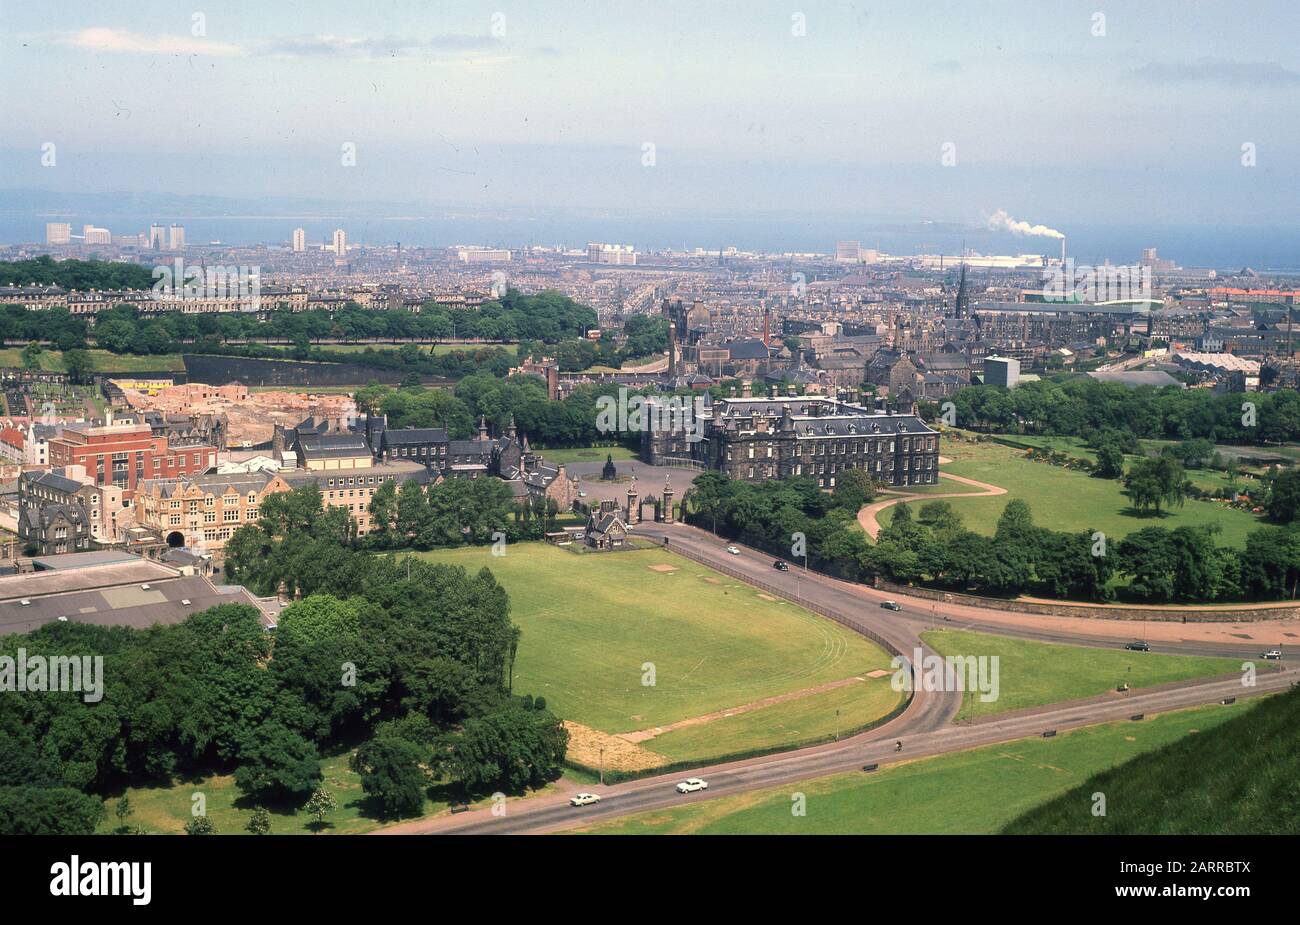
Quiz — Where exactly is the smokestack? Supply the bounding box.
[1061,237,1067,266]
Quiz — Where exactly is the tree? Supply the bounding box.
[304,787,337,830]
[833,468,876,511]
[185,815,215,835]
[246,807,272,835]
[1266,468,1300,524]
[435,704,568,795]
[1123,456,1189,515]
[351,735,428,818]
[114,795,132,831]
[233,721,323,803]
[0,787,104,835]
[62,348,94,384]
[1094,443,1125,479]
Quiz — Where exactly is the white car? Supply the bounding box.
[725,546,741,555]
[1261,649,1283,660]
[675,777,709,794]
[569,792,601,807]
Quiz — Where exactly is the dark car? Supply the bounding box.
[880,601,902,612]
[1124,641,1150,652]
[773,560,790,571]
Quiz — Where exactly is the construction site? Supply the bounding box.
[109,381,357,447]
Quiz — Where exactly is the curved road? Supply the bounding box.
[382,521,1296,835]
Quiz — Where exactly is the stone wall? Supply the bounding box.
[874,579,1300,623]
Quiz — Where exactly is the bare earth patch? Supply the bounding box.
[865,669,892,678]
[563,721,670,772]
[757,593,778,601]
[647,563,679,573]
[619,676,869,743]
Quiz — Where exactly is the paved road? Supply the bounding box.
[410,666,1296,835]
[637,523,1288,661]
[384,521,1296,835]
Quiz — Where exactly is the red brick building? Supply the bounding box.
[47,417,216,500]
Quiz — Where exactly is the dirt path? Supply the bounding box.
[618,675,868,743]
[858,469,1007,539]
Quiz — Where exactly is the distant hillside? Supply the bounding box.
[1003,687,1300,834]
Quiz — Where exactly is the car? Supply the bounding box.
[675,777,709,793]
[1124,641,1150,652]
[773,560,790,571]
[725,546,741,555]
[569,792,601,807]
[1261,649,1283,660]
[577,491,588,498]
[880,600,902,611]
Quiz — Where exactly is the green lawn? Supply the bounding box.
[97,750,568,835]
[532,445,637,466]
[1006,687,1300,834]
[921,629,1241,719]
[0,348,185,373]
[410,543,902,761]
[940,441,1263,548]
[649,679,900,761]
[992,434,1263,493]
[574,701,1246,834]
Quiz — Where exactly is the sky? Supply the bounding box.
[1,1,1299,249]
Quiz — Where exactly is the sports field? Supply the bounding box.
[921,629,1241,718]
[572,701,1245,834]
[411,543,903,767]
[938,441,1263,548]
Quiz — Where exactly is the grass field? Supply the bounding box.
[96,749,568,835]
[0,348,186,373]
[921,629,1241,719]
[573,701,1248,834]
[992,434,1262,493]
[410,543,903,765]
[532,445,637,466]
[1005,687,1299,834]
[939,440,1263,548]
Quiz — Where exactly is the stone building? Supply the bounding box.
[704,396,939,489]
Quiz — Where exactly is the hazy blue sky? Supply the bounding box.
[2,0,1299,231]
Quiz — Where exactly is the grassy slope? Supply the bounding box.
[575,701,1246,834]
[921,629,1242,718]
[1004,686,1300,834]
[411,544,902,753]
[0,348,185,373]
[939,441,1262,548]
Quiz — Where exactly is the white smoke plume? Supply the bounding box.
[987,209,1064,239]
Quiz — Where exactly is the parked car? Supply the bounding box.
[725,546,741,555]
[1124,641,1150,652]
[1261,649,1283,660]
[675,777,709,793]
[569,792,601,807]
[773,560,790,571]
[880,601,902,611]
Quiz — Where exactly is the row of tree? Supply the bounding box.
[685,470,1300,604]
[935,377,1300,446]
